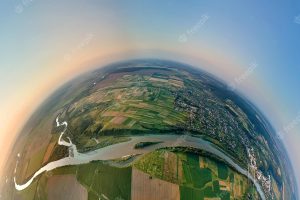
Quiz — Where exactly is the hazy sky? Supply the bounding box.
[1,0,300,193]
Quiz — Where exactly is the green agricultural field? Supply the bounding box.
[180,186,204,200]
[65,72,189,152]
[133,149,258,200]
[78,161,132,200]
[50,161,132,200]
[76,135,131,153]
[217,161,229,180]
[133,150,165,179]
[134,141,162,149]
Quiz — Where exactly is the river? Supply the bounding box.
[14,117,266,200]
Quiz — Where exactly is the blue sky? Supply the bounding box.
[0,0,300,194]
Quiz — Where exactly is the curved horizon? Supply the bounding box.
[1,0,300,198]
